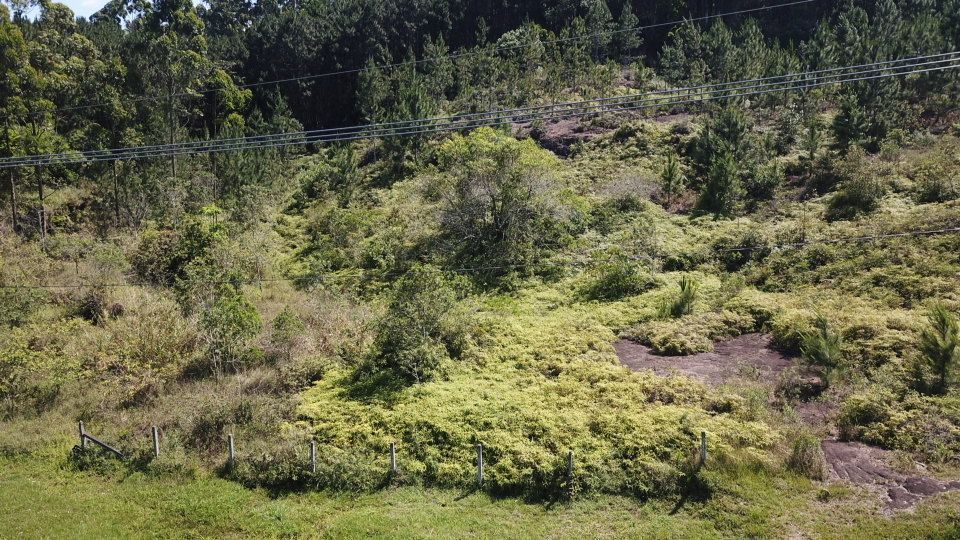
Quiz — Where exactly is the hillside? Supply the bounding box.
[2,1,960,538]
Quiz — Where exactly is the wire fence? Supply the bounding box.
[73,422,711,497]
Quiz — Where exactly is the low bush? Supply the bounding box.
[624,310,756,355]
[911,150,960,203]
[580,252,662,301]
[838,387,960,464]
[786,432,827,480]
[826,150,887,221]
[367,265,472,384]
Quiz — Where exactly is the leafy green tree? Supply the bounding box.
[0,6,32,231]
[918,304,959,395]
[436,128,565,281]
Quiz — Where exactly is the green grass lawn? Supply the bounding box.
[2,445,958,539]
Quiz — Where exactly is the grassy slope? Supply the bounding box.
[3,122,960,536]
[3,448,959,539]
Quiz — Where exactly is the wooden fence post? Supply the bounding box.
[700,431,708,467]
[228,434,235,468]
[78,421,85,449]
[476,444,484,488]
[390,442,397,475]
[310,440,317,474]
[152,426,160,458]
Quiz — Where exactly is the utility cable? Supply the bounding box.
[3,53,957,168]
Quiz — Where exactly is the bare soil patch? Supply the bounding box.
[614,333,960,510]
[515,119,606,156]
[822,439,960,511]
[614,333,794,386]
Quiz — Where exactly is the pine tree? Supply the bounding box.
[613,1,641,62]
[919,304,959,395]
[697,145,743,216]
[659,20,706,85]
[831,93,869,153]
[583,0,614,61]
[659,153,685,206]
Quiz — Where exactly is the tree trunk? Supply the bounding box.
[37,166,45,241]
[113,160,120,226]
[8,167,17,232]
[168,72,177,179]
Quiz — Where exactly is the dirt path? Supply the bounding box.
[615,333,959,511]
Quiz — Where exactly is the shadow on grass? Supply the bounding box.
[670,464,712,515]
[340,367,408,405]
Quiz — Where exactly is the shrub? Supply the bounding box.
[913,160,960,203]
[436,128,570,281]
[71,287,108,325]
[826,149,886,221]
[269,306,306,363]
[581,252,662,301]
[368,265,470,383]
[837,390,893,443]
[659,275,699,319]
[800,312,843,370]
[625,310,755,356]
[0,287,46,327]
[132,217,225,286]
[743,161,781,204]
[786,432,827,480]
[711,227,769,272]
[917,304,959,395]
[198,288,263,375]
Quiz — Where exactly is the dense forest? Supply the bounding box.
[2,0,960,537]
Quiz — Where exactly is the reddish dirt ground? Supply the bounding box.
[614,333,793,386]
[615,333,960,510]
[514,118,606,156]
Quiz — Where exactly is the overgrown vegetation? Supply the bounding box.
[3,0,960,535]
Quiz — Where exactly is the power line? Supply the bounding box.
[31,51,956,162]
[31,0,817,118]
[3,224,958,291]
[4,52,958,168]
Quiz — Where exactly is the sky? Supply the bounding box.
[14,0,203,19]
[61,0,105,18]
